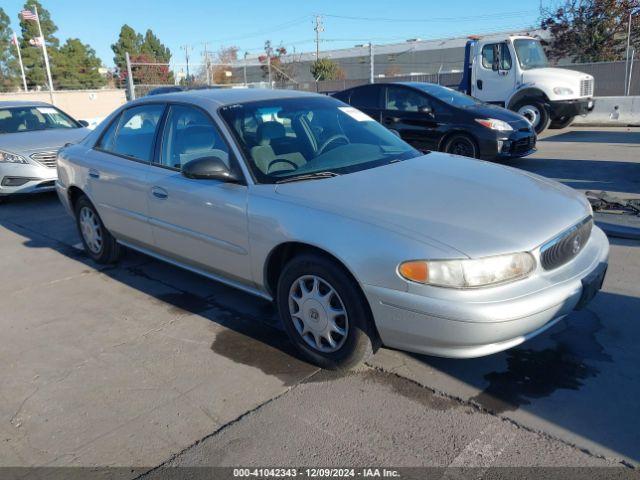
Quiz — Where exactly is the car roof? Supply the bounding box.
[0,100,53,108]
[134,87,321,107]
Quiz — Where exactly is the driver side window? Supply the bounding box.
[158,105,229,171]
[385,87,431,112]
[482,43,512,70]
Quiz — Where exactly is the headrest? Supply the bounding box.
[257,121,285,145]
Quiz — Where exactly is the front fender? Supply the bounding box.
[506,86,550,110]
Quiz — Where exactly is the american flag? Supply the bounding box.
[20,9,38,21]
[11,32,19,46]
[29,36,43,47]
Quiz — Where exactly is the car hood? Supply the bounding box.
[0,128,90,154]
[274,154,590,258]
[463,103,531,128]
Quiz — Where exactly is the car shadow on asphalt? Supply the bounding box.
[0,193,316,385]
[540,130,640,144]
[495,157,640,196]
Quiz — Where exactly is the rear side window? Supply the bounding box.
[331,90,350,103]
[349,85,381,109]
[98,104,165,162]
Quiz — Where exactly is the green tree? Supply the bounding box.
[18,0,59,88]
[141,29,171,63]
[53,38,105,89]
[0,8,20,91]
[310,57,344,81]
[540,0,640,63]
[111,24,143,76]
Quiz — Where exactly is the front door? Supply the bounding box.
[381,85,440,151]
[87,103,166,248]
[473,41,516,104]
[146,104,251,283]
[348,84,383,121]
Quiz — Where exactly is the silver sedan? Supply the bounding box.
[55,89,609,369]
[0,101,89,200]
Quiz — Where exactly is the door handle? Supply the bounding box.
[476,79,483,90]
[151,186,168,200]
[384,116,400,125]
[88,169,100,179]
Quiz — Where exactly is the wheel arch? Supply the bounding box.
[506,88,549,111]
[263,241,381,342]
[438,130,480,155]
[67,185,87,211]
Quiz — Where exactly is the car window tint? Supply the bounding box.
[385,87,430,112]
[97,113,122,151]
[100,104,165,162]
[159,105,230,170]
[349,85,380,109]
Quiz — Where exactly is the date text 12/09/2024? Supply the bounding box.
[233,468,401,478]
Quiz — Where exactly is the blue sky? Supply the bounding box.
[3,0,546,68]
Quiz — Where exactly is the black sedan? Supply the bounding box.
[332,82,536,160]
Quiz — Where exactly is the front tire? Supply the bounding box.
[514,100,551,134]
[443,134,478,158]
[277,254,377,370]
[74,195,121,264]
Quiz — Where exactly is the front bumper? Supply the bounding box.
[363,226,609,358]
[0,162,57,196]
[548,98,595,119]
[478,128,537,160]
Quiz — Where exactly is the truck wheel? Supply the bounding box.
[514,100,551,134]
[549,116,575,129]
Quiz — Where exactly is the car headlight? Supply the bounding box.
[474,118,513,132]
[0,150,28,164]
[553,87,574,95]
[399,252,536,288]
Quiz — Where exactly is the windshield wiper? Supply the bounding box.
[275,171,340,184]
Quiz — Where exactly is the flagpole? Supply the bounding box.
[12,32,28,92]
[33,5,54,104]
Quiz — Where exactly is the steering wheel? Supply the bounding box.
[267,158,299,174]
[318,134,349,155]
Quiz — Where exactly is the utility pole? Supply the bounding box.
[125,52,135,100]
[624,10,633,96]
[369,42,374,84]
[33,5,54,104]
[181,44,192,85]
[243,51,248,86]
[203,42,211,86]
[314,14,324,62]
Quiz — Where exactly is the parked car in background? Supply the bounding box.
[0,101,89,201]
[332,82,536,160]
[56,89,608,369]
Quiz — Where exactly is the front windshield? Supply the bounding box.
[0,106,80,134]
[220,97,421,184]
[513,39,549,70]
[409,83,481,108]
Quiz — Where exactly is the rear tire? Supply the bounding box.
[514,100,551,134]
[443,134,478,158]
[276,253,377,370]
[74,195,121,264]
[549,115,575,129]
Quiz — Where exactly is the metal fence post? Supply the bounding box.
[125,52,135,101]
[369,43,375,83]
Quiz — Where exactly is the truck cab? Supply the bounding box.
[460,35,594,133]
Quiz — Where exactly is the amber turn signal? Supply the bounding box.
[398,261,429,283]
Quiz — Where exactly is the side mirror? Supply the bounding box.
[418,105,433,115]
[78,119,90,127]
[182,156,240,182]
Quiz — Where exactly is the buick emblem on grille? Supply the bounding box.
[572,235,582,255]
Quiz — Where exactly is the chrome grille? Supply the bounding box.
[540,217,593,271]
[580,78,594,97]
[30,150,58,168]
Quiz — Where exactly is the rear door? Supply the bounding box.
[346,84,383,121]
[145,104,252,283]
[87,103,166,248]
[381,85,440,151]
